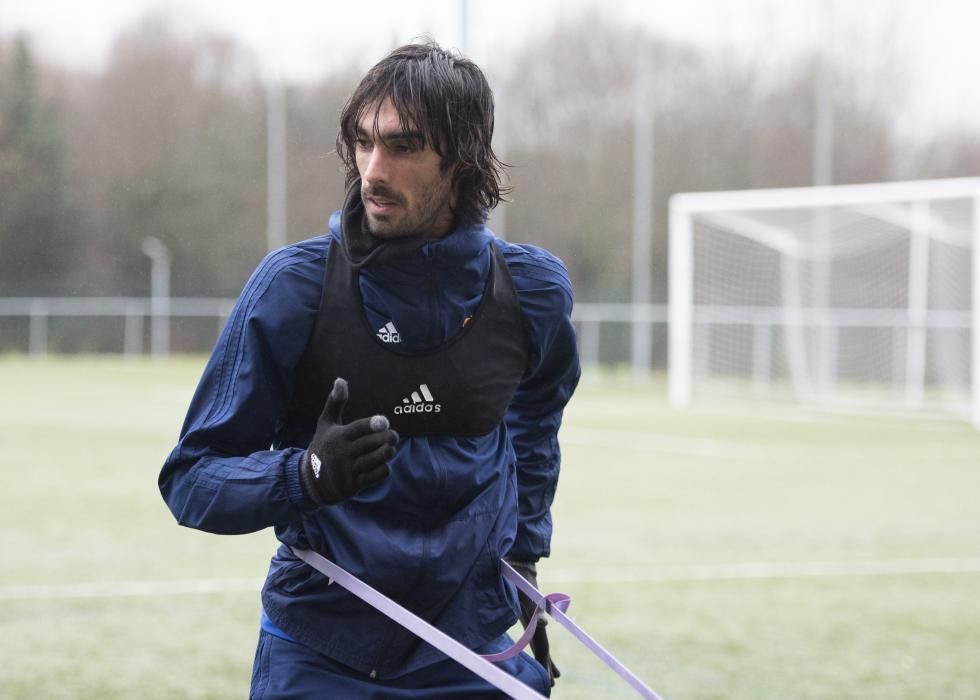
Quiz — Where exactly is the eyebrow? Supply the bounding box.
[355,125,425,144]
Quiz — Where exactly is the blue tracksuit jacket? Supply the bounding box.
[158,214,580,678]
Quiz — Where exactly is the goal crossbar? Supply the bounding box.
[671,177,980,214]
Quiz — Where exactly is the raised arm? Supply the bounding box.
[158,243,325,534]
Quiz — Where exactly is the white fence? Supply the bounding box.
[0,297,235,357]
[0,297,669,373]
[3,296,978,426]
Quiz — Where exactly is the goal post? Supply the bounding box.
[668,177,980,427]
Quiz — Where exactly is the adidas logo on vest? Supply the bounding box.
[394,383,442,415]
[377,321,401,344]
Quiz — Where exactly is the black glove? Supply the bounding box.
[299,378,398,506]
[507,559,561,687]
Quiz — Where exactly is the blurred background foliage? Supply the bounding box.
[1,9,977,303]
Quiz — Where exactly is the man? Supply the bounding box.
[159,40,580,698]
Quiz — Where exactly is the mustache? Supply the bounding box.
[362,184,404,205]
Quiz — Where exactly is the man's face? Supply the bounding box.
[355,99,456,240]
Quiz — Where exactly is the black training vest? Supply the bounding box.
[290,240,529,438]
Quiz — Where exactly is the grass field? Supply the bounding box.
[1,355,978,699]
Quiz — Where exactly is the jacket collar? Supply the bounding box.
[328,183,493,272]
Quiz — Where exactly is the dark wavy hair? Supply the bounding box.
[336,40,510,227]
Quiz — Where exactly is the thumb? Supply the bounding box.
[322,377,349,425]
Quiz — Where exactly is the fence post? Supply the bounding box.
[579,308,601,377]
[124,301,145,356]
[29,300,48,356]
[141,237,171,357]
[751,321,772,395]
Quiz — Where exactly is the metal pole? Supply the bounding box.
[906,201,930,408]
[972,194,980,429]
[812,1,836,396]
[668,203,692,407]
[467,0,509,243]
[631,41,655,378]
[487,99,508,241]
[141,236,171,357]
[267,79,288,251]
[813,55,834,186]
[29,300,48,356]
[459,0,469,55]
[581,308,601,374]
[124,301,144,357]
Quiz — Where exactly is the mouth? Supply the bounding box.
[364,193,402,215]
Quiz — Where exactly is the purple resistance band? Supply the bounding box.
[291,548,662,700]
[500,561,662,699]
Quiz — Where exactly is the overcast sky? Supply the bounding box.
[1,0,978,138]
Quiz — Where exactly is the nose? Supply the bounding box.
[360,145,389,185]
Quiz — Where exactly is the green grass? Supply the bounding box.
[1,356,978,699]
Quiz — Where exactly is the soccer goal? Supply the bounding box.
[668,177,980,427]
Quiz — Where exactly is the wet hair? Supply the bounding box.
[336,40,509,227]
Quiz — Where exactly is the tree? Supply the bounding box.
[285,68,360,240]
[499,13,908,306]
[64,11,268,297]
[0,36,74,295]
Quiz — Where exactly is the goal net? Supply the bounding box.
[668,178,980,426]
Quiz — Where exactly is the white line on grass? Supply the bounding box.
[749,408,975,433]
[561,429,767,459]
[2,558,979,601]
[549,557,980,583]
[571,403,972,433]
[0,577,263,600]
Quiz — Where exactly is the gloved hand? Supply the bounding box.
[299,377,399,506]
[506,558,561,687]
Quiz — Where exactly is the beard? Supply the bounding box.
[362,180,454,240]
